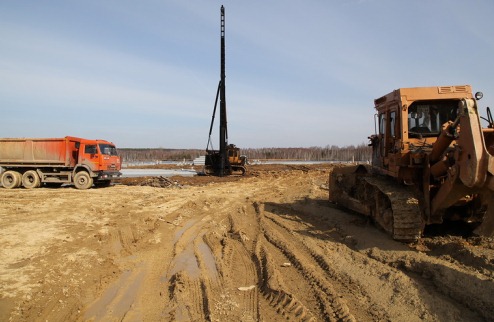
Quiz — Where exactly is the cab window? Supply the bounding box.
[98,144,118,156]
[85,145,97,154]
[408,100,458,138]
[379,113,386,135]
[390,111,396,137]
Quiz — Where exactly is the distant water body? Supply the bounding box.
[121,168,197,178]
[120,160,364,178]
[122,160,358,167]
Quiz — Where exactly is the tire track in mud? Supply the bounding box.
[217,213,259,321]
[163,175,288,321]
[255,202,357,321]
[194,198,346,321]
[162,173,364,321]
[208,232,259,320]
[255,243,316,321]
[228,201,317,321]
[166,215,209,321]
[262,207,390,321]
[259,198,491,321]
[165,194,261,321]
[165,185,330,320]
[175,205,262,321]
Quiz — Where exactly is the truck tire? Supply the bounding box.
[74,171,93,190]
[14,172,22,188]
[1,171,21,189]
[22,170,41,189]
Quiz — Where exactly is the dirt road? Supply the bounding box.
[1,165,494,321]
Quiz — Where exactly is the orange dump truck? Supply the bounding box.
[0,136,121,189]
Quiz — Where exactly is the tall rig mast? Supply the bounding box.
[205,6,246,176]
[218,5,227,176]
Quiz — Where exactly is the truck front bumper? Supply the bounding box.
[96,171,122,180]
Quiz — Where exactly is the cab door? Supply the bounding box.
[376,109,399,170]
[374,112,387,168]
[80,143,99,171]
[387,110,402,174]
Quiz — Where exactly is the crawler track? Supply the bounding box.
[330,166,423,241]
[364,176,423,241]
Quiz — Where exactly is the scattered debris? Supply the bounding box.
[237,285,256,291]
[132,176,182,188]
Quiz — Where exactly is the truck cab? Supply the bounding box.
[75,138,121,183]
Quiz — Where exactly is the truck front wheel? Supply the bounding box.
[74,171,93,190]
[22,170,41,189]
[1,171,21,189]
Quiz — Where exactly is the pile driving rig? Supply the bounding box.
[205,5,247,176]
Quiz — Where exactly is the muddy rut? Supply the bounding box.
[1,165,494,321]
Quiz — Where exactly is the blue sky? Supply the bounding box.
[1,0,493,148]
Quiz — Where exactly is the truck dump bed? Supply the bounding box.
[0,138,76,167]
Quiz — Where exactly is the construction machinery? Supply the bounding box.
[204,5,247,176]
[330,85,494,241]
[0,136,121,189]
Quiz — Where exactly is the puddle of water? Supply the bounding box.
[166,217,218,282]
[167,246,200,280]
[173,218,200,244]
[84,264,145,321]
[197,234,219,281]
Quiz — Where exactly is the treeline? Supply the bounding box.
[119,149,203,162]
[242,144,371,161]
[119,144,371,162]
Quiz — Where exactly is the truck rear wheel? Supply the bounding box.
[1,171,21,189]
[14,172,22,188]
[74,171,93,190]
[22,170,41,189]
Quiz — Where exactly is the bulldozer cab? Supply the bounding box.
[371,86,473,177]
[227,144,247,167]
[227,145,241,164]
[205,144,246,176]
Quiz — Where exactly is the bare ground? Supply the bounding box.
[1,164,494,321]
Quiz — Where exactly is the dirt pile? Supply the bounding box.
[1,164,493,321]
[125,176,183,188]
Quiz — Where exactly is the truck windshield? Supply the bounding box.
[408,100,458,138]
[98,144,118,156]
